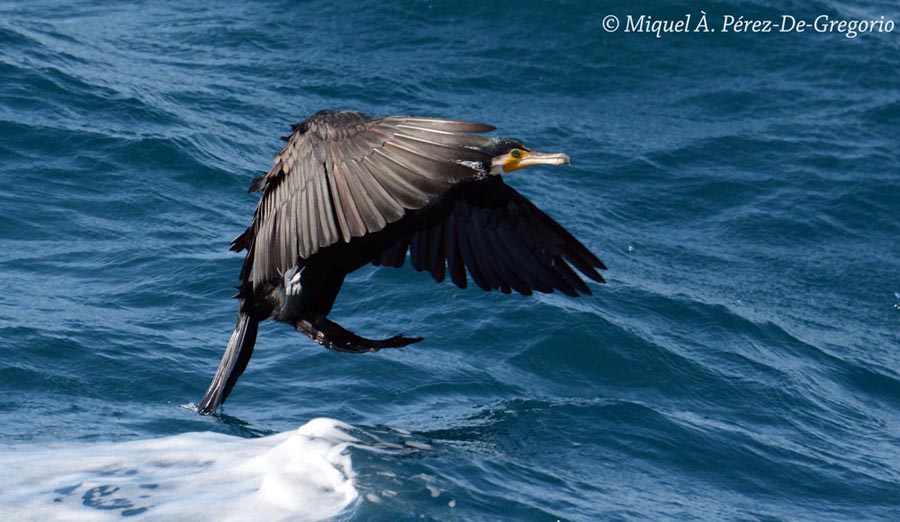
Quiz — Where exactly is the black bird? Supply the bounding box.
[198,110,605,414]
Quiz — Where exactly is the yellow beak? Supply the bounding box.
[502,151,572,173]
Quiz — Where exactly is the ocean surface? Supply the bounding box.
[1,1,898,520]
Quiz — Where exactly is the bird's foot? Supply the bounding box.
[297,317,424,353]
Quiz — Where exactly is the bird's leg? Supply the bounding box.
[296,316,423,353]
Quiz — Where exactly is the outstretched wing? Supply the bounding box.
[373,176,606,296]
[236,110,496,286]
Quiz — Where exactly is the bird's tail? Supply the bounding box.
[198,309,259,414]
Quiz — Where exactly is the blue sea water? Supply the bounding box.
[1,0,899,520]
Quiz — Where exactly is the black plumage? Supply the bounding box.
[198,110,605,414]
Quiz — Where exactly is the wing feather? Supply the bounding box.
[325,157,352,242]
[454,207,491,291]
[426,221,445,282]
[330,161,367,239]
[243,110,496,285]
[346,159,404,224]
[342,159,386,234]
[302,174,318,258]
[361,155,431,208]
[394,133,486,162]
[444,215,467,289]
[370,148,448,194]
[377,177,605,296]
[383,117,496,133]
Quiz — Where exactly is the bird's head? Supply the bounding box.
[485,138,571,176]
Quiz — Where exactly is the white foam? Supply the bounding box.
[0,418,359,522]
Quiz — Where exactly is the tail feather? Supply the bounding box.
[198,310,259,414]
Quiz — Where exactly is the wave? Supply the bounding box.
[0,418,358,522]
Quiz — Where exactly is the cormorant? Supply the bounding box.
[198,110,606,414]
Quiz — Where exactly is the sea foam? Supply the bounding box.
[0,418,358,521]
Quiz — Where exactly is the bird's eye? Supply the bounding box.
[511,149,521,159]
